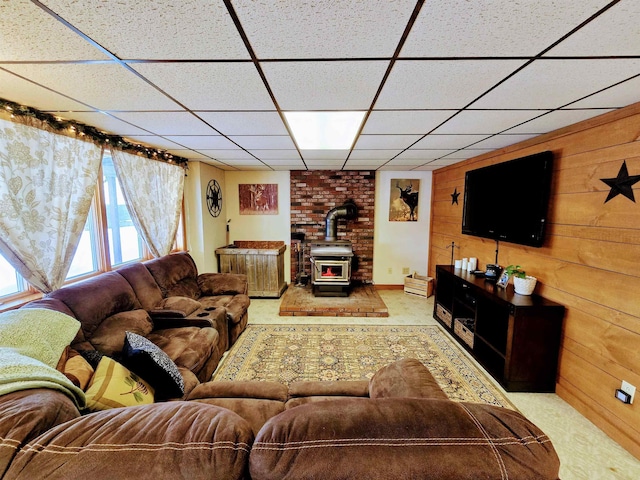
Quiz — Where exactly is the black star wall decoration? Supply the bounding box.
[600,160,640,203]
[451,187,460,205]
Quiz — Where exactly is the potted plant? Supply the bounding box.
[505,265,537,295]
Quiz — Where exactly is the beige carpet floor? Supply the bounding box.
[213,324,513,408]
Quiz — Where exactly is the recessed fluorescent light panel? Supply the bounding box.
[285,111,365,149]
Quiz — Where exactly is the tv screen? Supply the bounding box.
[461,151,554,248]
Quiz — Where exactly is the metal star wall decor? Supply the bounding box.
[451,187,460,205]
[600,160,640,203]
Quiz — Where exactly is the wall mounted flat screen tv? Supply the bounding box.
[461,151,554,248]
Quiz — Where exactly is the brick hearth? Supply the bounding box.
[279,284,388,317]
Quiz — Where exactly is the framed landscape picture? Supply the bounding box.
[239,184,278,215]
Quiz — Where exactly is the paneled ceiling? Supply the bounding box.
[1,0,639,171]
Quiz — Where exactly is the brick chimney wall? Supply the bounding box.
[290,170,375,283]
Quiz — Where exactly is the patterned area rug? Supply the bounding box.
[214,324,513,408]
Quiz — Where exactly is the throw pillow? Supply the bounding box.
[57,346,95,390]
[84,356,154,411]
[122,332,185,400]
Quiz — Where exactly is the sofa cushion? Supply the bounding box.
[115,262,164,311]
[84,357,155,411]
[368,358,448,400]
[156,296,202,317]
[188,381,288,436]
[122,332,184,400]
[48,271,142,340]
[147,327,218,375]
[144,252,201,299]
[5,402,253,480]
[250,398,560,480]
[0,389,80,477]
[88,309,153,357]
[198,273,248,296]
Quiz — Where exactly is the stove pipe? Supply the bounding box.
[325,201,357,241]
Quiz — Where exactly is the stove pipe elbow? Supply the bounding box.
[325,201,357,241]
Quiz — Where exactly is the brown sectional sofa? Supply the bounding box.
[0,359,561,479]
[24,252,250,391]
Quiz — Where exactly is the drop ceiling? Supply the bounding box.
[1,0,638,171]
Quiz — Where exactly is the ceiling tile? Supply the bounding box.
[248,150,301,160]
[545,2,640,56]
[472,59,640,109]
[164,135,237,149]
[349,150,402,160]
[376,60,527,109]
[112,112,218,135]
[230,136,296,149]
[506,109,615,134]
[41,0,249,60]
[132,63,274,110]
[433,110,547,134]
[122,135,183,150]
[429,158,468,166]
[411,165,441,171]
[412,134,489,149]
[362,110,456,134]
[262,61,389,110]
[304,160,346,168]
[164,149,211,160]
[472,134,538,149]
[355,134,422,149]
[233,0,416,58]
[199,158,232,169]
[568,76,640,109]
[0,69,89,111]
[194,149,255,160]
[441,149,494,160]
[0,1,110,61]
[196,111,287,135]
[385,157,434,166]
[259,159,307,167]
[52,111,151,136]
[395,149,453,160]
[402,0,610,56]
[4,63,178,111]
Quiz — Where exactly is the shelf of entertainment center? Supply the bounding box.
[433,265,565,392]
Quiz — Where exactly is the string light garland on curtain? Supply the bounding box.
[0,97,188,167]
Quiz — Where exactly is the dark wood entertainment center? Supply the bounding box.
[433,265,565,392]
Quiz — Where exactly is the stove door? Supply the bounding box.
[311,258,351,285]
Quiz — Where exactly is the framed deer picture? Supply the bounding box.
[239,183,278,215]
[389,179,419,221]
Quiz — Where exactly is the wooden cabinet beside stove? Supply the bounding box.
[433,265,565,392]
[216,241,287,298]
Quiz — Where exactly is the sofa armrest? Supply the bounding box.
[197,273,248,296]
[6,402,253,480]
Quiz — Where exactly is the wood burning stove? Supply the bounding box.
[309,240,353,296]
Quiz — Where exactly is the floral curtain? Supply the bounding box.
[110,148,184,258]
[0,118,102,293]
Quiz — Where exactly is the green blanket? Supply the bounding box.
[0,308,86,408]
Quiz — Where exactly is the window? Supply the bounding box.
[102,155,144,266]
[0,154,185,307]
[0,254,24,298]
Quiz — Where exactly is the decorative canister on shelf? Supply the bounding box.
[505,265,537,295]
[513,275,537,295]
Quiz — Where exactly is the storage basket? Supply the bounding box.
[435,303,453,328]
[454,318,475,348]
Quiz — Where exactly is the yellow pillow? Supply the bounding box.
[85,357,154,411]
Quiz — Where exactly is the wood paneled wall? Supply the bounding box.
[428,102,640,459]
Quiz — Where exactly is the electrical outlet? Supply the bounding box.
[402,267,410,275]
[621,380,636,404]
[387,267,393,274]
